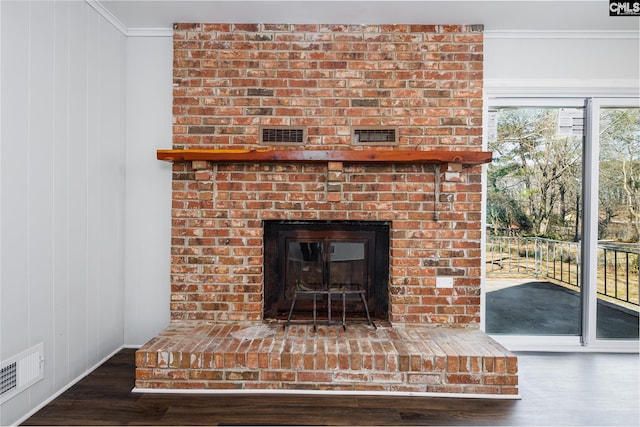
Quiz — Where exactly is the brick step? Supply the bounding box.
[135,322,518,396]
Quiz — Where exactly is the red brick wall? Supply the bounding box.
[170,23,484,326]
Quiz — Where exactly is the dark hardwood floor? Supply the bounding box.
[22,348,639,426]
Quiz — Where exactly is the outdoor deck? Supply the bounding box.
[486,278,639,337]
[485,236,639,339]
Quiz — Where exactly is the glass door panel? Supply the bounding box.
[286,240,324,294]
[329,241,366,290]
[485,104,584,336]
[329,241,368,313]
[596,106,640,340]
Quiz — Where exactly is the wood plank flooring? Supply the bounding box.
[22,348,639,426]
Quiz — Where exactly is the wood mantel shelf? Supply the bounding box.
[157,149,492,165]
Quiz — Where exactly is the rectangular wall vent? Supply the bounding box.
[0,343,44,403]
[260,127,306,145]
[0,363,17,396]
[352,128,398,145]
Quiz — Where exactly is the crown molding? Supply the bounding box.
[485,30,640,39]
[85,0,128,36]
[127,28,174,38]
[87,0,173,37]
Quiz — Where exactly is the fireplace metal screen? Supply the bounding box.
[263,221,390,321]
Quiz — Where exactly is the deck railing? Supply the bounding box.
[486,236,639,307]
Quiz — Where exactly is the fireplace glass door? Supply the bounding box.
[287,239,368,300]
[264,221,389,321]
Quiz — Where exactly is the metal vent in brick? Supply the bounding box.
[261,127,306,145]
[0,363,17,397]
[353,128,398,145]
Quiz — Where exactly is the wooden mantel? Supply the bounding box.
[157,149,492,165]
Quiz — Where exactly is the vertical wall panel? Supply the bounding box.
[66,0,89,381]
[0,2,38,423]
[52,0,70,391]
[27,1,56,405]
[84,8,101,369]
[0,1,127,425]
[1,0,31,363]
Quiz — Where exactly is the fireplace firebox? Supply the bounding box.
[264,221,390,322]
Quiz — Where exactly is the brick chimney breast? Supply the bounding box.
[170,23,484,326]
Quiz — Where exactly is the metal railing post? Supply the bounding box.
[532,238,535,275]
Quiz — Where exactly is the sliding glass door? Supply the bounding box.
[484,100,585,338]
[589,98,640,342]
[484,97,639,349]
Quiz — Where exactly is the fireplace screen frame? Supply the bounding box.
[263,221,390,321]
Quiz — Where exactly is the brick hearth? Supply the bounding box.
[135,323,518,396]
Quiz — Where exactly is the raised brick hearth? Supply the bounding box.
[136,22,518,397]
[136,323,518,396]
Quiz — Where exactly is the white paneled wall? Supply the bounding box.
[0,1,126,425]
[123,36,173,346]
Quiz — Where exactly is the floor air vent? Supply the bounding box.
[261,127,306,145]
[353,128,398,145]
[0,343,44,403]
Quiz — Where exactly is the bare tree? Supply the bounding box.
[489,108,582,238]
[599,108,640,242]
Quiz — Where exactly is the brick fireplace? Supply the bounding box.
[135,23,518,396]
